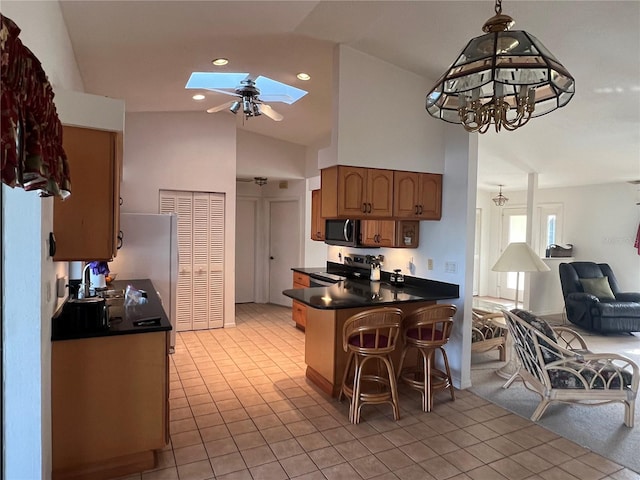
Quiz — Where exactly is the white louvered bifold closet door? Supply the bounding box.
[160,190,224,331]
[208,193,224,328]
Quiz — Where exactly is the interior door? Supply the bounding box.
[499,208,527,301]
[235,198,256,303]
[269,200,300,307]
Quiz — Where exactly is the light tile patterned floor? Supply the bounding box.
[119,303,640,480]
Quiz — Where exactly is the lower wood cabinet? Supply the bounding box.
[361,220,419,248]
[52,332,169,480]
[292,271,310,330]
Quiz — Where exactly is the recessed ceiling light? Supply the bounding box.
[212,58,229,66]
[192,94,206,101]
[296,73,311,81]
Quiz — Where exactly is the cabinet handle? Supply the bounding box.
[418,205,424,214]
[415,205,419,215]
[117,230,124,249]
[362,203,367,213]
[367,203,372,213]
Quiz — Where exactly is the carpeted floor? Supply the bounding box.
[470,329,640,473]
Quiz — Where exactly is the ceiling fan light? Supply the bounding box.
[242,98,252,114]
[253,103,262,116]
[229,101,240,114]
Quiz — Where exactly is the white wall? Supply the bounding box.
[333,46,445,173]
[122,112,237,325]
[237,130,307,180]
[2,1,84,477]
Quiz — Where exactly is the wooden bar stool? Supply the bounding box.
[397,304,456,412]
[338,307,403,424]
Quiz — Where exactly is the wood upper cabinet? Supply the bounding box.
[393,171,442,220]
[53,125,122,261]
[361,220,420,248]
[321,166,393,218]
[311,189,325,241]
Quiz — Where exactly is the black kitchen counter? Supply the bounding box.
[291,267,327,275]
[283,278,458,310]
[52,279,172,341]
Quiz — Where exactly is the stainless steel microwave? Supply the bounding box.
[325,219,361,246]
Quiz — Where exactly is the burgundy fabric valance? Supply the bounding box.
[1,14,71,198]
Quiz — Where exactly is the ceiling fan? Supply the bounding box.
[185,72,308,122]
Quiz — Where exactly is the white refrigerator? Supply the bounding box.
[109,213,178,349]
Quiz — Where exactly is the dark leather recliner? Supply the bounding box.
[559,262,640,333]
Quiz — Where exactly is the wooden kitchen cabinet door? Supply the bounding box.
[366,168,394,217]
[53,125,121,261]
[322,165,393,218]
[361,220,395,247]
[310,189,325,241]
[393,171,442,220]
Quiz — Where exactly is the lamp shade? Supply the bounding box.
[492,242,550,273]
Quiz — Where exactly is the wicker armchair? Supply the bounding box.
[502,309,639,427]
[471,308,507,361]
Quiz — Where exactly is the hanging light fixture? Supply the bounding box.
[254,177,268,186]
[426,0,575,133]
[492,185,508,206]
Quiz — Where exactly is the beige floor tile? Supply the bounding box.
[395,463,437,480]
[321,462,362,480]
[280,452,320,477]
[227,419,257,436]
[375,448,415,470]
[269,438,306,460]
[249,461,289,480]
[195,412,224,429]
[419,455,463,480]
[205,438,239,458]
[466,465,509,480]
[170,417,198,435]
[170,430,203,449]
[350,454,391,478]
[239,445,277,468]
[170,406,194,421]
[233,431,266,450]
[220,408,250,423]
[307,446,346,469]
[199,424,231,442]
[558,458,610,480]
[176,459,214,480]
[488,457,535,480]
[578,452,625,475]
[210,452,247,477]
[141,466,179,480]
[173,443,208,466]
[442,449,484,472]
[295,432,331,452]
[334,439,371,461]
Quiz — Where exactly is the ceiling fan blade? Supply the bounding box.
[260,104,283,122]
[206,101,234,114]
[186,72,249,90]
[254,76,308,104]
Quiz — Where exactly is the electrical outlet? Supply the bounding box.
[427,258,433,270]
[445,261,457,273]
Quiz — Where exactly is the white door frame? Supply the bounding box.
[235,197,259,303]
[498,207,527,301]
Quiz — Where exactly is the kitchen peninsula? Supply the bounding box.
[51,279,171,480]
[284,264,459,396]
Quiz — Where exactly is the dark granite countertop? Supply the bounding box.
[283,278,458,310]
[52,279,172,341]
[291,267,327,275]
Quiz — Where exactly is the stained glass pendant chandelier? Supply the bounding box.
[426,0,575,133]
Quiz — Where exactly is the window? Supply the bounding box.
[538,204,564,256]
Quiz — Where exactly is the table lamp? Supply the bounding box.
[492,242,550,310]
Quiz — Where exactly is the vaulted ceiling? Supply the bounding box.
[56,1,640,192]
